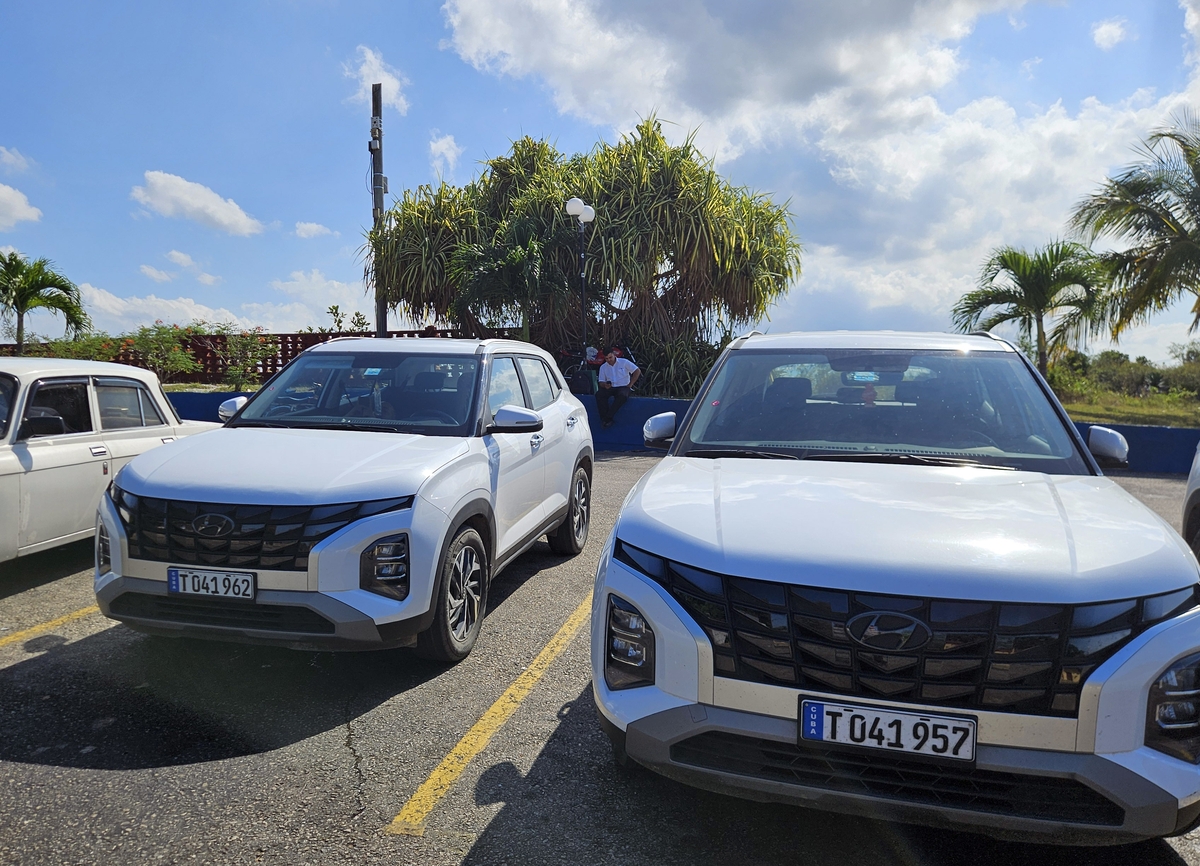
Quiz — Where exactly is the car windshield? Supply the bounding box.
[678,349,1090,474]
[0,375,14,438]
[233,352,480,436]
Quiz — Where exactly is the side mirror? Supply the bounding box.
[218,396,249,422]
[489,405,544,434]
[19,415,67,439]
[1088,425,1129,469]
[643,412,676,450]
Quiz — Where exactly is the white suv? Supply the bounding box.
[96,338,593,661]
[592,331,1200,844]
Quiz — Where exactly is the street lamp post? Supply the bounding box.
[564,197,595,356]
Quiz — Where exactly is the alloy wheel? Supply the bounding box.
[447,545,482,642]
[572,474,590,543]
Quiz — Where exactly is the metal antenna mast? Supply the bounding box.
[370,83,388,338]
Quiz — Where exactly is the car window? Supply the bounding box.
[487,357,526,419]
[0,375,15,438]
[96,380,166,429]
[543,360,562,397]
[681,349,1090,474]
[23,381,93,437]
[517,357,556,410]
[234,352,480,437]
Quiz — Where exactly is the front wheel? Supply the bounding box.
[548,466,591,555]
[416,527,487,663]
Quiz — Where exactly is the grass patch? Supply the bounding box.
[1060,391,1200,428]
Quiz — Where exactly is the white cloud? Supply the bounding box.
[241,269,372,331]
[130,171,263,236]
[1092,17,1130,50]
[76,283,250,333]
[443,0,1200,356]
[295,221,333,238]
[0,245,18,257]
[344,46,409,114]
[140,264,174,283]
[0,183,41,229]
[1020,56,1041,79]
[0,147,31,173]
[160,249,221,285]
[165,249,196,269]
[429,131,466,176]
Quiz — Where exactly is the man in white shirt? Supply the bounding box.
[596,347,640,427]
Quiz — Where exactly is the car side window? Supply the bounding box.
[22,381,93,437]
[96,379,166,429]
[0,374,15,439]
[487,357,526,420]
[517,357,556,410]
[542,360,562,398]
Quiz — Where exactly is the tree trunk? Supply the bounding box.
[1035,314,1047,377]
[15,311,23,356]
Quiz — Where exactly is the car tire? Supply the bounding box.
[547,465,590,555]
[416,527,487,663]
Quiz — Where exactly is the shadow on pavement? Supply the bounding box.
[0,624,446,771]
[485,540,564,615]
[0,539,94,601]
[464,687,1188,866]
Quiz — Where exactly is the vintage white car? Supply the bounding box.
[0,358,217,563]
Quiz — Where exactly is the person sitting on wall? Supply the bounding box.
[596,347,640,428]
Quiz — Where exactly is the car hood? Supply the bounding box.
[117,428,468,504]
[616,457,1199,603]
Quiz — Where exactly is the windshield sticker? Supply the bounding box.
[364,368,382,376]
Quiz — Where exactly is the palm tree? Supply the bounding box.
[1070,112,1200,337]
[366,120,802,350]
[952,241,1105,376]
[0,252,89,354]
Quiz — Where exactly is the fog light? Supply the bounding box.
[1147,651,1200,762]
[605,595,655,690]
[361,534,409,601]
[96,520,112,576]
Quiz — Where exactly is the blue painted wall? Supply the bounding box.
[169,393,1200,473]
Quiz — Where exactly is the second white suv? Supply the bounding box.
[95,337,593,661]
[593,331,1200,844]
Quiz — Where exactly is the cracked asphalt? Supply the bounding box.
[0,460,1197,865]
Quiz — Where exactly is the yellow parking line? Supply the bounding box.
[0,604,101,649]
[385,591,594,837]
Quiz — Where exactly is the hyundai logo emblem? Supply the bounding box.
[191,513,235,538]
[846,611,931,652]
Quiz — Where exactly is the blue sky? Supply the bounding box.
[2,0,1199,360]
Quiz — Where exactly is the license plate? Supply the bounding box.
[167,567,256,600]
[800,698,977,762]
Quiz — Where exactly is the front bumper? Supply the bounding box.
[599,699,1198,845]
[97,576,430,651]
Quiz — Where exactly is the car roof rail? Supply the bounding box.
[730,330,764,349]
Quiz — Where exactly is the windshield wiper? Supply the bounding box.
[683,448,800,460]
[801,452,1015,470]
[303,420,403,434]
[228,419,290,429]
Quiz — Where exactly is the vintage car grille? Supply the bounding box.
[614,540,1198,718]
[111,485,412,572]
[109,592,335,634]
[671,731,1125,826]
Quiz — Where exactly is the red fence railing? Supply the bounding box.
[0,328,519,384]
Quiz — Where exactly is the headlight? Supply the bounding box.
[96,519,112,576]
[1146,652,1200,762]
[605,595,655,690]
[360,534,409,601]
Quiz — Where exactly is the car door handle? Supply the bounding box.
[566,416,578,430]
[90,445,108,457]
[530,433,544,449]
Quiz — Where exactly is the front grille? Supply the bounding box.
[671,731,1124,826]
[109,592,335,634]
[111,486,411,571]
[615,540,1198,717]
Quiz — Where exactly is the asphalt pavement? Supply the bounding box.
[0,459,1195,865]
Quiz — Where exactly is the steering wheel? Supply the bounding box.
[957,429,1000,449]
[265,403,298,417]
[406,410,457,424]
